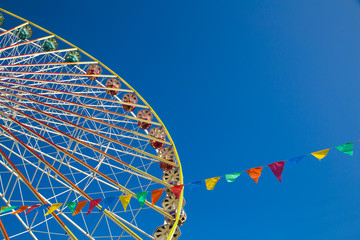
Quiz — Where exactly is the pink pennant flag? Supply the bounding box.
[87,199,102,216]
[268,161,285,183]
[170,185,184,199]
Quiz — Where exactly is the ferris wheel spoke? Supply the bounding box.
[1,48,47,67]
[0,92,175,168]
[0,22,29,37]
[9,228,38,240]
[92,204,155,240]
[1,206,38,239]
[0,110,173,218]
[0,143,74,194]
[0,35,54,53]
[0,61,98,68]
[0,169,38,240]
[1,123,161,240]
[16,119,157,165]
[0,110,173,224]
[0,75,132,93]
[0,122,149,240]
[0,70,117,78]
[0,122,145,240]
[34,191,96,240]
[0,84,168,145]
[0,105,174,187]
[0,48,78,62]
[0,219,11,240]
[0,147,78,240]
[111,208,155,239]
[22,119,149,145]
[0,80,147,108]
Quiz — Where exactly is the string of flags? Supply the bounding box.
[0,140,356,217]
[0,184,184,217]
[187,141,355,191]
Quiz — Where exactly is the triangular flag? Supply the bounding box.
[205,177,221,190]
[170,185,184,198]
[0,207,7,212]
[335,143,354,156]
[188,181,202,192]
[73,201,87,216]
[135,191,148,208]
[36,204,50,213]
[246,167,263,184]
[119,195,132,212]
[26,204,40,215]
[288,156,305,167]
[0,206,18,213]
[225,172,241,182]
[66,202,76,214]
[45,203,62,216]
[311,149,330,161]
[11,205,28,215]
[268,161,285,183]
[151,189,164,205]
[87,199,101,216]
[101,196,117,212]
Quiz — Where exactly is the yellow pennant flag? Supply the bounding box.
[311,149,330,161]
[0,207,7,211]
[205,177,221,190]
[119,195,132,212]
[45,203,62,216]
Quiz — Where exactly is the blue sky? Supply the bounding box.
[3,0,360,239]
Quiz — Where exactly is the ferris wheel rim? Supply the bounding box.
[0,8,185,240]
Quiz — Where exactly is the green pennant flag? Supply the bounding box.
[335,142,354,156]
[0,206,18,213]
[66,202,77,214]
[135,191,148,208]
[225,172,242,182]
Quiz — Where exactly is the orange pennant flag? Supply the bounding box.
[246,167,263,184]
[11,205,28,215]
[72,201,87,216]
[151,189,164,205]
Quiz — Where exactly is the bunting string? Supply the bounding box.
[0,140,356,218]
[186,141,356,189]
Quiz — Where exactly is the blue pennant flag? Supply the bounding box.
[30,204,49,215]
[39,204,50,211]
[188,181,202,192]
[101,196,117,212]
[288,156,305,167]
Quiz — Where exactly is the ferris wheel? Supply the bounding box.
[0,9,185,240]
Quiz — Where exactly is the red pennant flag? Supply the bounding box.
[268,161,285,183]
[151,189,164,205]
[26,204,40,215]
[87,199,102,215]
[170,185,184,199]
[246,167,263,184]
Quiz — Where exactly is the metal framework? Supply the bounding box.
[0,9,184,240]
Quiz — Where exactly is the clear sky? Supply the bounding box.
[3,0,360,239]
